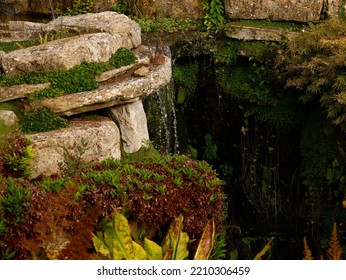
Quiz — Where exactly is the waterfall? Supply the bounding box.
[144,81,180,155]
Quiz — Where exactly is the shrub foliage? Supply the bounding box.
[0,153,226,259]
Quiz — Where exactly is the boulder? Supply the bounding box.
[0,21,45,42]
[0,20,45,31]
[27,118,121,179]
[32,51,172,116]
[0,110,18,126]
[45,12,141,48]
[0,51,4,65]
[225,24,296,41]
[0,13,142,76]
[138,0,203,19]
[327,0,342,18]
[224,0,324,22]
[108,100,149,154]
[1,32,125,77]
[0,0,118,16]
[0,12,141,48]
[93,0,118,13]
[0,0,29,15]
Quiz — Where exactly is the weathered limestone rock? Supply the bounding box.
[0,0,342,22]
[93,0,118,13]
[108,100,149,153]
[134,66,149,77]
[27,118,121,179]
[96,54,150,82]
[0,21,45,42]
[0,0,118,16]
[225,24,296,41]
[327,0,342,17]
[1,32,124,77]
[32,52,172,116]
[138,0,203,19]
[0,0,29,15]
[224,0,324,22]
[0,12,141,49]
[0,51,4,65]
[45,12,141,48]
[0,83,51,102]
[0,13,142,76]
[0,110,18,126]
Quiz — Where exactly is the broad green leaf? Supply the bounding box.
[144,238,162,260]
[194,219,215,260]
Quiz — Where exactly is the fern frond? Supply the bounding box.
[335,91,346,105]
[333,75,346,91]
[303,237,314,260]
[326,222,342,260]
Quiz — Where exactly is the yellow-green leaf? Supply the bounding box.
[254,237,275,260]
[92,233,110,258]
[144,238,162,260]
[133,241,148,260]
[93,212,147,260]
[162,214,189,260]
[111,212,135,259]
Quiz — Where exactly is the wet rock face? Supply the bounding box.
[224,0,325,22]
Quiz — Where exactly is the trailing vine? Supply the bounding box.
[202,0,225,32]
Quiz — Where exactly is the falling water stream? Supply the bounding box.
[144,81,180,155]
